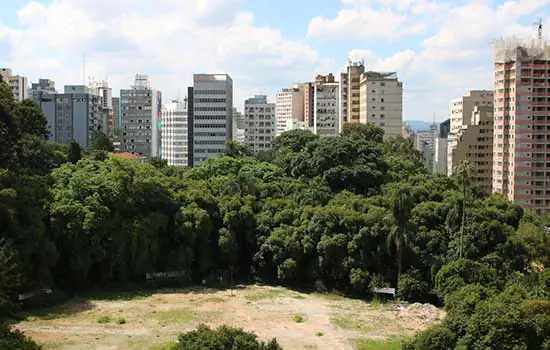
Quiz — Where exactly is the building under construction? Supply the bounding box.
[492,34,550,215]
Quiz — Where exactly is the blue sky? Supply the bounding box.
[1,0,550,121]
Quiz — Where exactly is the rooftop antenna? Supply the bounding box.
[535,17,543,41]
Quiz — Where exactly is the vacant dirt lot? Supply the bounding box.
[14,285,444,349]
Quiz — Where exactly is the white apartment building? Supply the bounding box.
[313,75,341,137]
[120,74,162,157]
[192,74,233,167]
[359,72,403,140]
[161,100,188,167]
[1,68,29,101]
[244,95,276,153]
[434,119,450,174]
[275,87,305,136]
[447,90,493,175]
[413,125,438,171]
[89,80,113,138]
[232,108,246,143]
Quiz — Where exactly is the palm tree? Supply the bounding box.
[388,186,413,279]
[454,160,475,259]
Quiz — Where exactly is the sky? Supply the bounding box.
[1,0,549,122]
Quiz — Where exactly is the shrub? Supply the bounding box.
[175,324,282,350]
[97,316,111,324]
[292,313,305,323]
[0,323,42,350]
[397,274,430,302]
[116,317,126,324]
[410,325,456,350]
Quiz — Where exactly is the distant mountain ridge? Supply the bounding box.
[405,120,434,132]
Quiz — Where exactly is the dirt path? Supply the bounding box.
[14,286,444,349]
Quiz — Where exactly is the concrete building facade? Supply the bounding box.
[275,87,305,136]
[1,68,29,101]
[492,38,550,215]
[30,79,56,102]
[359,72,403,139]
[161,100,188,167]
[244,95,276,153]
[89,81,113,139]
[413,124,438,171]
[447,90,493,175]
[340,61,364,124]
[232,108,246,144]
[191,74,233,167]
[120,74,162,157]
[34,85,103,148]
[313,74,341,137]
[434,119,451,174]
[451,106,494,195]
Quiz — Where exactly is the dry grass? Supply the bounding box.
[14,285,443,350]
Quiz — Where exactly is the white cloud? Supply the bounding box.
[0,0,320,110]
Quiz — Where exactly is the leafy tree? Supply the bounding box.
[175,324,282,350]
[90,131,113,152]
[454,160,475,258]
[225,140,252,158]
[0,323,42,350]
[388,185,414,279]
[68,140,82,164]
[341,122,384,143]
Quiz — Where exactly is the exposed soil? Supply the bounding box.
[14,285,444,350]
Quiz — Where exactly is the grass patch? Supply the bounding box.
[203,297,226,303]
[97,315,111,324]
[292,313,306,323]
[116,317,127,324]
[313,292,347,301]
[150,341,177,350]
[354,337,405,350]
[292,294,306,300]
[155,308,193,324]
[245,288,288,301]
[316,332,324,337]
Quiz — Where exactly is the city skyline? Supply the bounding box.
[1,0,549,121]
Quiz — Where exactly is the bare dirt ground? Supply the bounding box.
[13,285,445,350]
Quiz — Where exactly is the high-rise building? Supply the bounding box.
[243,95,276,153]
[413,124,438,171]
[161,99,188,167]
[232,108,246,144]
[34,85,103,147]
[447,90,493,175]
[359,71,403,139]
[89,81,113,139]
[300,82,315,128]
[120,74,162,157]
[434,119,451,174]
[275,87,305,136]
[492,37,550,215]
[0,68,29,101]
[451,105,494,195]
[313,74,341,137]
[191,74,233,167]
[30,79,56,102]
[112,97,121,152]
[341,61,365,124]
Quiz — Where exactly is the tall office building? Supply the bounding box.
[447,90,493,175]
[413,124,438,171]
[34,85,103,147]
[120,74,162,157]
[451,105,494,195]
[112,97,121,151]
[275,86,305,136]
[232,108,246,144]
[492,37,550,215]
[313,74,341,136]
[161,99,189,167]
[434,119,451,174]
[89,81,114,139]
[244,95,276,153]
[30,79,56,102]
[191,74,233,167]
[340,61,365,124]
[0,68,29,101]
[300,82,315,128]
[359,71,403,139]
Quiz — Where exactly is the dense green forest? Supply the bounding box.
[0,81,549,349]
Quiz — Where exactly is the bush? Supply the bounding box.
[409,325,456,350]
[292,313,305,323]
[397,274,430,302]
[116,317,127,324]
[175,324,282,350]
[97,316,111,324]
[435,259,498,297]
[0,323,42,350]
